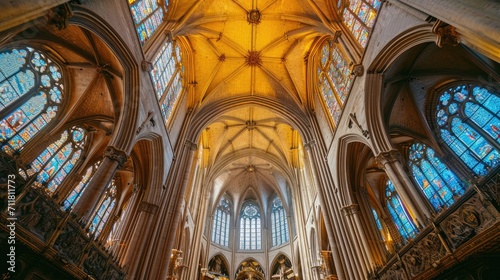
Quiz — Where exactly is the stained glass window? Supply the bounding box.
[89,179,117,237]
[212,196,231,247]
[385,180,417,241]
[128,0,167,45]
[371,208,383,231]
[271,196,289,247]
[1,47,63,155]
[240,202,261,250]
[150,42,183,125]
[19,127,86,193]
[342,0,381,48]
[318,41,353,127]
[436,84,500,176]
[62,160,101,211]
[409,143,467,212]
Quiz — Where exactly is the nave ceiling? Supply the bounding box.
[167,0,338,199]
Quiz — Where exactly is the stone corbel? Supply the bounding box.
[141,60,153,72]
[341,204,360,216]
[432,20,460,48]
[350,63,364,77]
[184,139,198,151]
[46,3,73,30]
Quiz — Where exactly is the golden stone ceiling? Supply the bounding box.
[168,0,335,200]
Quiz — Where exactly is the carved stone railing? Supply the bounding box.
[369,171,500,280]
[0,153,126,279]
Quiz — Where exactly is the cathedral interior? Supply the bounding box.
[1,0,500,279]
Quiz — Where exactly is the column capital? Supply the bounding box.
[341,204,360,216]
[138,201,159,215]
[304,139,317,151]
[375,150,401,166]
[432,19,460,48]
[103,146,128,167]
[184,139,198,151]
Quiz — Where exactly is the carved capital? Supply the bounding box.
[341,204,359,216]
[103,146,128,168]
[375,150,401,166]
[304,139,316,151]
[332,31,342,43]
[432,20,460,48]
[138,201,159,215]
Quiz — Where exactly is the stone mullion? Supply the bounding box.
[53,172,84,205]
[73,146,128,220]
[17,133,59,169]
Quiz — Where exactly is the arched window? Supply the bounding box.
[89,179,117,237]
[436,84,500,176]
[19,126,86,193]
[128,0,166,45]
[212,196,231,247]
[271,196,289,247]
[342,0,381,48]
[149,41,183,125]
[240,202,261,250]
[371,208,383,231]
[62,160,101,210]
[409,143,467,212]
[1,47,63,155]
[318,40,353,127]
[385,180,417,241]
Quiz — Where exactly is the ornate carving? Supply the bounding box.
[379,261,406,280]
[401,232,447,277]
[185,139,198,151]
[375,150,401,166]
[432,20,460,47]
[480,172,500,209]
[103,146,128,168]
[83,247,107,278]
[246,51,262,67]
[54,225,88,263]
[304,139,316,151]
[351,64,364,77]
[247,9,261,25]
[218,54,226,62]
[46,4,72,30]
[138,201,159,215]
[17,190,59,241]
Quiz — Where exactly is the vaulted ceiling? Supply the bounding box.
[168,0,338,203]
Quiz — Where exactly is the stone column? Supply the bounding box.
[376,150,427,223]
[124,201,159,278]
[73,146,128,219]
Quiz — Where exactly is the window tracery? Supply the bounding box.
[150,41,184,125]
[408,143,466,212]
[385,180,417,241]
[318,40,353,127]
[19,126,86,193]
[436,84,500,176]
[271,196,289,247]
[0,47,63,155]
[128,0,167,45]
[62,160,101,210]
[212,196,231,247]
[342,0,381,48]
[240,202,261,250]
[89,179,117,237]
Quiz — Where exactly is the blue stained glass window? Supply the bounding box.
[21,127,86,194]
[436,84,500,176]
[385,180,417,241]
[371,208,383,231]
[1,47,63,155]
[129,0,168,45]
[342,0,380,48]
[318,41,353,128]
[212,196,231,247]
[271,196,289,247]
[409,143,466,212]
[89,179,117,237]
[62,160,101,210]
[150,42,184,125]
[240,202,261,250]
